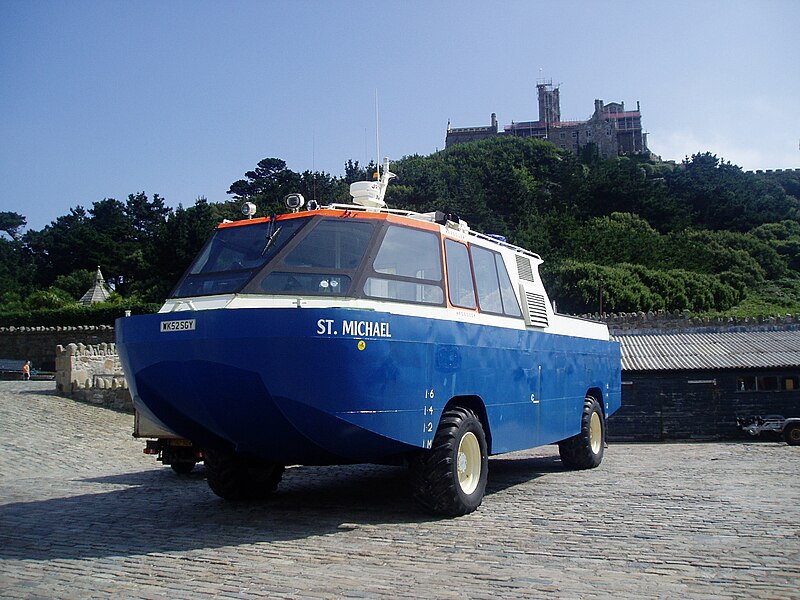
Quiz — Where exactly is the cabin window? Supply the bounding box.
[363,225,444,305]
[259,219,374,296]
[171,216,310,297]
[372,226,442,280]
[472,247,503,313]
[496,254,523,317]
[471,246,522,317]
[445,239,477,309]
[363,278,443,304]
[262,273,352,295]
[284,220,373,269]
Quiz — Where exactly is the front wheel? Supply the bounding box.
[784,422,800,446]
[559,396,605,469]
[410,406,489,517]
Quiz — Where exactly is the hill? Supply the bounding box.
[1,138,798,322]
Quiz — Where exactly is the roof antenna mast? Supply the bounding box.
[375,89,381,180]
[349,92,395,209]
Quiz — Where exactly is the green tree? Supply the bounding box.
[23,207,93,285]
[582,157,681,230]
[27,287,76,310]
[0,236,35,301]
[751,220,800,271]
[145,197,222,301]
[0,211,26,240]
[665,153,799,231]
[228,158,347,215]
[53,269,96,300]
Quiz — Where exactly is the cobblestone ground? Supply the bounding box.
[0,381,798,599]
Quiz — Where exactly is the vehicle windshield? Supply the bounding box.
[258,219,375,296]
[171,217,309,298]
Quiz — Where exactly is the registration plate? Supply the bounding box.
[160,319,196,332]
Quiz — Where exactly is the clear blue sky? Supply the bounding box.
[2,0,798,232]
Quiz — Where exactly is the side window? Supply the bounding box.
[472,246,503,313]
[445,239,476,309]
[363,225,444,305]
[496,254,522,317]
[471,246,523,317]
[372,226,442,280]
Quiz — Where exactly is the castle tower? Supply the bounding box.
[537,80,561,126]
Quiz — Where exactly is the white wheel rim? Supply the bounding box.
[589,412,602,455]
[457,431,481,495]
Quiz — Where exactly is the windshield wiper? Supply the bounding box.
[261,214,282,256]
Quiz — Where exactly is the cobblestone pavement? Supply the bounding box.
[0,381,798,599]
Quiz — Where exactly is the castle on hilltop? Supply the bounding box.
[446,80,649,159]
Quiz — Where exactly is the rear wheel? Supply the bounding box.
[410,406,488,517]
[784,422,800,446]
[205,448,284,500]
[170,461,196,474]
[559,396,605,469]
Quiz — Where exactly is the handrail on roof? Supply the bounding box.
[323,202,541,261]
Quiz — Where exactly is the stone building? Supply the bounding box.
[446,80,648,158]
[608,327,800,441]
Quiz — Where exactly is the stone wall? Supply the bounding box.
[0,325,115,372]
[750,168,800,174]
[55,342,132,412]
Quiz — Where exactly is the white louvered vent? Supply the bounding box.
[521,289,549,328]
[515,255,535,282]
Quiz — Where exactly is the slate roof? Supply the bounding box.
[79,267,111,305]
[613,330,800,372]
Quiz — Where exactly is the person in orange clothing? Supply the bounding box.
[22,361,30,380]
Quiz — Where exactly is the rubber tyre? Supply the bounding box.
[558,397,605,470]
[170,461,196,475]
[205,448,284,500]
[410,406,489,517]
[783,423,800,446]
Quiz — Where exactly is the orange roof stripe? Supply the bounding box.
[216,209,441,232]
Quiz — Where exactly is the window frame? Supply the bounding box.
[470,245,523,318]
[735,372,800,393]
[444,238,478,310]
[243,216,377,298]
[361,223,446,307]
[170,215,312,298]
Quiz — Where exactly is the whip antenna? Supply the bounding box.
[375,89,380,179]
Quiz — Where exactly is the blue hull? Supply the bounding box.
[116,308,621,464]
